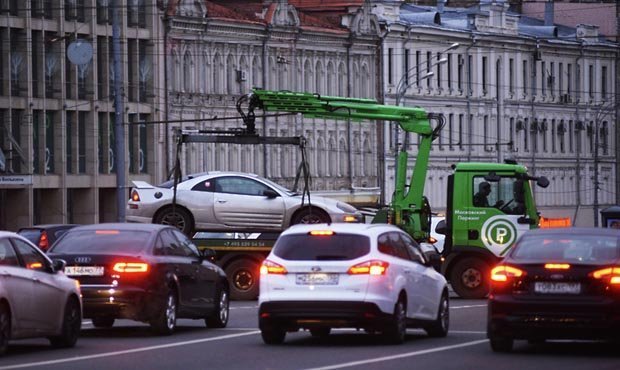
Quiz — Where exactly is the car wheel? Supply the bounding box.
[225,259,259,300]
[424,292,449,337]
[0,303,10,356]
[489,334,514,353]
[150,290,177,335]
[205,287,229,328]
[49,297,81,348]
[382,298,407,344]
[92,317,115,328]
[261,325,286,345]
[450,258,490,299]
[291,207,331,225]
[155,207,194,236]
[309,327,331,338]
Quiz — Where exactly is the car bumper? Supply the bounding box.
[488,295,620,340]
[258,301,393,331]
[81,284,163,321]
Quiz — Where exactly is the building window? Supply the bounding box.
[78,111,87,173]
[66,112,74,174]
[447,54,452,91]
[550,119,556,153]
[567,63,572,96]
[426,51,432,88]
[139,114,149,174]
[403,49,409,87]
[457,54,463,92]
[523,119,528,152]
[482,56,488,95]
[458,114,464,150]
[436,52,442,90]
[542,119,548,153]
[559,120,565,153]
[601,66,607,101]
[601,121,608,155]
[32,110,43,174]
[540,61,546,97]
[549,62,555,97]
[467,55,473,95]
[508,58,514,95]
[483,115,489,150]
[588,64,594,100]
[387,48,393,85]
[415,51,421,87]
[558,63,563,94]
[522,60,528,96]
[448,113,454,150]
[568,120,574,153]
[509,117,514,151]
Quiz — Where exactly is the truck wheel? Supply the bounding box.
[450,258,490,299]
[226,259,259,300]
[155,206,194,236]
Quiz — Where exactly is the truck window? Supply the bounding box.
[472,176,524,214]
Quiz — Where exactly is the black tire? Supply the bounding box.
[91,317,115,328]
[291,207,331,225]
[489,335,514,353]
[382,299,407,344]
[310,327,331,338]
[49,297,81,348]
[150,290,177,335]
[225,260,259,301]
[205,287,229,328]
[261,325,286,345]
[450,258,490,299]
[425,292,449,337]
[155,206,194,236]
[0,303,10,356]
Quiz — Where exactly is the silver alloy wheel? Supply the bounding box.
[161,212,186,230]
[439,297,449,331]
[461,267,482,288]
[165,294,177,330]
[218,291,229,324]
[299,214,325,224]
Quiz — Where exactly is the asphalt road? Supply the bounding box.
[1,298,618,370]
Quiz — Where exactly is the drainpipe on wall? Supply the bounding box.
[163,14,170,178]
[377,26,388,206]
[262,25,272,178]
[573,41,584,225]
[346,34,354,190]
[465,35,476,161]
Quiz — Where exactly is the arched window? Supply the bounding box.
[212,53,222,94]
[353,134,361,177]
[339,137,348,176]
[361,63,370,98]
[226,54,236,95]
[202,50,210,93]
[304,59,313,92]
[269,56,277,90]
[351,62,359,98]
[252,56,261,88]
[328,136,337,176]
[314,60,323,94]
[363,136,373,177]
[338,62,346,96]
[326,61,335,95]
[183,51,192,92]
[316,137,326,176]
[238,56,248,94]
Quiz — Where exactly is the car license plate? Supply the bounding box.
[65,266,104,276]
[534,281,581,294]
[296,273,339,285]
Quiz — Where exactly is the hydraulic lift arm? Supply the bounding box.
[238,89,444,241]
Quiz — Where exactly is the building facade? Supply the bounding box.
[161,0,383,204]
[375,0,618,226]
[0,0,163,230]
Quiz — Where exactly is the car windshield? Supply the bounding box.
[49,230,151,254]
[510,233,619,265]
[256,176,295,195]
[18,229,42,244]
[273,233,370,261]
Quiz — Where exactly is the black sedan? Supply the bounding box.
[18,224,78,252]
[487,227,620,352]
[48,223,229,335]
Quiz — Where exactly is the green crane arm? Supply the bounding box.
[239,89,442,241]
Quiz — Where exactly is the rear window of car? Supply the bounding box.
[273,233,370,261]
[511,234,619,264]
[49,230,151,254]
[18,229,42,244]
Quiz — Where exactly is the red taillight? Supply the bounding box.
[490,265,525,282]
[39,231,49,251]
[591,267,620,285]
[260,260,287,275]
[131,190,140,202]
[112,262,149,273]
[348,260,389,275]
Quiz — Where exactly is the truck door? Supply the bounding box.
[471,176,529,258]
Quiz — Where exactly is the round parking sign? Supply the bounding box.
[480,216,518,257]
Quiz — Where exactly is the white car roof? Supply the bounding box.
[281,223,401,238]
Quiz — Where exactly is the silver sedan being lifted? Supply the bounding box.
[127,171,363,235]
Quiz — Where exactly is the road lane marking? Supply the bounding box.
[450,304,486,309]
[304,339,489,370]
[230,305,258,310]
[0,331,260,370]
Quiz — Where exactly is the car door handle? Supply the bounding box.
[32,277,40,282]
[216,200,227,204]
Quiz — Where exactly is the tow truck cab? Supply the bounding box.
[439,162,550,299]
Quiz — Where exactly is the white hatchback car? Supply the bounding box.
[258,223,449,344]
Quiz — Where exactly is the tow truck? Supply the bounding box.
[189,89,551,299]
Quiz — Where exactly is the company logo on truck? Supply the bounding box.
[481,215,518,257]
